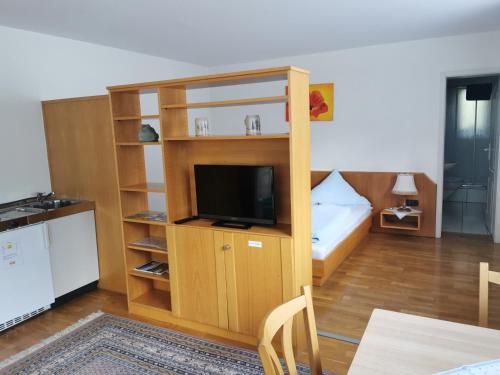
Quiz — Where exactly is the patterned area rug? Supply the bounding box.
[0,312,319,374]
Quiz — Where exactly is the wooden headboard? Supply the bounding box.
[311,171,437,237]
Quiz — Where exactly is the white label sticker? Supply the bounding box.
[1,241,23,268]
[248,240,262,248]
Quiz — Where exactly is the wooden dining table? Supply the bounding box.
[348,309,500,374]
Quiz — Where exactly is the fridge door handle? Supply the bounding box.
[42,222,50,250]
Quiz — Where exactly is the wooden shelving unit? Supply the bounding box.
[108,66,311,348]
[109,87,170,314]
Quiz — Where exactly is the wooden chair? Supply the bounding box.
[479,262,500,327]
[257,285,322,375]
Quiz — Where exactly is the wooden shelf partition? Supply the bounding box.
[107,66,301,91]
[128,244,167,255]
[120,182,165,192]
[131,289,171,311]
[116,142,161,146]
[164,134,289,141]
[129,269,169,283]
[161,95,287,109]
[114,115,140,121]
[108,66,311,349]
[123,217,166,226]
[175,218,291,237]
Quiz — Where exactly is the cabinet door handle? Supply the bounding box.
[222,244,231,251]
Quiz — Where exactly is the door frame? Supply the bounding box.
[437,68,500,240]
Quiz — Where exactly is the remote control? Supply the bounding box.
[174,216,199,224]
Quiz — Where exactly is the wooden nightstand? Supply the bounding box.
[380,208,421,231]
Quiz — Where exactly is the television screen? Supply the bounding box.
[194,165,276,225]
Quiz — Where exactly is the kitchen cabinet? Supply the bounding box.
[169,225,284,336]
[47,210,99,298]
[42,96,124,294]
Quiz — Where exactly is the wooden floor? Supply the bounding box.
[1,232,499,375]
[314,232,500,338]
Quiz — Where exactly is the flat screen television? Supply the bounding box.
[194,164,276,227]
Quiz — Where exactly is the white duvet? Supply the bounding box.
[311,204,351,243]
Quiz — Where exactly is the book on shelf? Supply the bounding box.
[130,236,167,251]
[134,261,169,276]
[126,211,166,222]
[150,263,168,275]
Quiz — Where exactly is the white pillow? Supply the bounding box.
[311,170,371,206]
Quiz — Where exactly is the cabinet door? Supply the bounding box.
[169,226,220,327]
[224,233,283,336]
[47,211,99,298]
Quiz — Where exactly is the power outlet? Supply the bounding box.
[406,199,419,207]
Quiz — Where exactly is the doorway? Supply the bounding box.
[442,76,500,235]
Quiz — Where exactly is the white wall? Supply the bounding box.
[4,25,500,237]
[208,30,500,237]
[0,25,207,205]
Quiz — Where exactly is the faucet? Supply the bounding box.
[36,192,55,202]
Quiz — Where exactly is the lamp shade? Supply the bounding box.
[392,173,418,195]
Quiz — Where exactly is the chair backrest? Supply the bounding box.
[257,285,322,375]
[479,262,500,327]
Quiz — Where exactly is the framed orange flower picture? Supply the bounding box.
[286,83,334,121]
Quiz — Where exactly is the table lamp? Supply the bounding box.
[392,173,418,212]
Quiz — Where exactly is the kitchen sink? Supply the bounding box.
[0,198,85,230]
[27,199,79,211]
[0,199,82,224]
[0,210,32,221]
[15,207,46,214]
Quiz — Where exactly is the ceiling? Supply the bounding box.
[1,0,500,66]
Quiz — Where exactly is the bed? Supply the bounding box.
[310,170,373,286]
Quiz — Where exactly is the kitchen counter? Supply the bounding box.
[0,200,95,232]
[26,200,95,224]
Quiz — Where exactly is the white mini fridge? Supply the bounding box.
[0,223,55,331]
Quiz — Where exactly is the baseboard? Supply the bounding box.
[51,281,99,307]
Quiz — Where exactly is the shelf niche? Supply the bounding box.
[124,222,169,312]
[164,137,290,225]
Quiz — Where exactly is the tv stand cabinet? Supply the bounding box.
[108,66,311,349]
[168,224,288,336]
[174,218,291,237]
